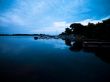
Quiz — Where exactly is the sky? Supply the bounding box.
[0,0,110,34]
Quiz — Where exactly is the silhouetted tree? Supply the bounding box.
[60,18,110,41]
[70,23,84,35]
[65,28,72,35]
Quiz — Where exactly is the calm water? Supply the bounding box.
[0,36,110,82]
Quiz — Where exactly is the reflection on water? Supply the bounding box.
[0,36,110,82]
[64,39,110,64]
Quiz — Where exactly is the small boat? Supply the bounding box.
[34,37,38,40]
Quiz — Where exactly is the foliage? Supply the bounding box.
[60,18,110,40]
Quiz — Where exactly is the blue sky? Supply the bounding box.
[0,0,110,34]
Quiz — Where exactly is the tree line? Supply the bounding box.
[60,18,110,41]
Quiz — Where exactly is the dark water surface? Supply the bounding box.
[0,36,110,82]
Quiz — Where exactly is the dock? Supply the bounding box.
[83,41,110,48]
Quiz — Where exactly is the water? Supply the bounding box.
[0,36,110,82]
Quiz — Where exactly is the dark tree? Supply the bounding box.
[65,28,72,35]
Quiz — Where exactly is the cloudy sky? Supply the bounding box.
[0,0,110,34]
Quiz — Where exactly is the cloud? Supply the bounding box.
[0,0,110,34]
[75,16,110,25]
[53,21,70,28]
[77,19,102,25]
[32,21,70,34]
[0,0,86,28]
[0,0,48,27]
[0,14,26,27]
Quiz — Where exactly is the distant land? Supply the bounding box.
[0,34,60,40]
[0,34,53,36]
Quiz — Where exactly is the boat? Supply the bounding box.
[34,37,38,40]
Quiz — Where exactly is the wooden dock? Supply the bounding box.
[83,40,110,48]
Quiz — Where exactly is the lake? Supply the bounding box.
[0,36,110,82]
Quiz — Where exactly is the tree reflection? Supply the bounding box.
[64,39,110,64]
[83,47,110,64]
